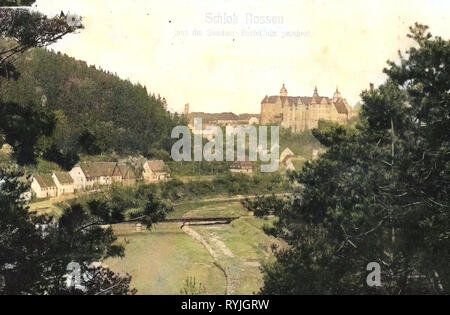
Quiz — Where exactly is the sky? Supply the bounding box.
[33,0,450,114]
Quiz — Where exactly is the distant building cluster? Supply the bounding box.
[31,160,170,199]
[183,83,354,136]
[261,84,353,132]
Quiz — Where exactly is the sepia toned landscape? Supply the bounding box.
[0,0,449,302]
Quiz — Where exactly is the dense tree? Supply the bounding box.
[246,24,449,295]
[0,4,79,78]
[0,1,35,7]
[0,167,139,295]
[1,3,183,167]
[0,2,172,295]
[0,3,81,164]
[1,47,183,165]
[0,100,55,165]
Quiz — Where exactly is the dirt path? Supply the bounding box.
[181,224,237,295]
[182,225,218,260]
[210,233,234,258]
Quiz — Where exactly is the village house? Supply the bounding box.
[118,163,137,187]
[230,160,254,175]
[31,160,166,199]
[31,174,58,199]
[142,160,170,183]
[69,162,123,189]
[32,159,170,199]
[69,164,87,190]
[52,171,75,196]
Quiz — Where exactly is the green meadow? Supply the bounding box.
[106,201,281,295]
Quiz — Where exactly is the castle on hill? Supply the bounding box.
[260,84,352,133]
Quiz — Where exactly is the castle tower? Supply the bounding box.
[184,103,190,116]
[280,83,288,97]
[313,86,319,98]
[312,86,321,104]
[333,87,342,103]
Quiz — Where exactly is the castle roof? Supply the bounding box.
[262,86,348,114]
[298,97,313,104]
[189,112,239,123]
[264,96,333,106]
[238,113,261,120]
[334,99,349,114]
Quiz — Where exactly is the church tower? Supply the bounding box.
[313,86,319,98]
[184,103,190,116]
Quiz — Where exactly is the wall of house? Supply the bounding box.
[98,176,110,186]
[142,164,153,182]
[122,178,136,187]
[31,178,57,199]
[69,166,87,190]
[155,173,169,181]
[60,184,75,196]
[52,174,75,197]
[31,178,45,199]
[142,164,170,183]
[112,175,123,184]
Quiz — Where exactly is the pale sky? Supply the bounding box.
[33,0,450,114]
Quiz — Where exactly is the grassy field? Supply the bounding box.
[106,223,227,295]
[169,200,249,219]
[106,201,281,295]
[27,188,282,295]
[177,175,216,183]
[28,198,65,215]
